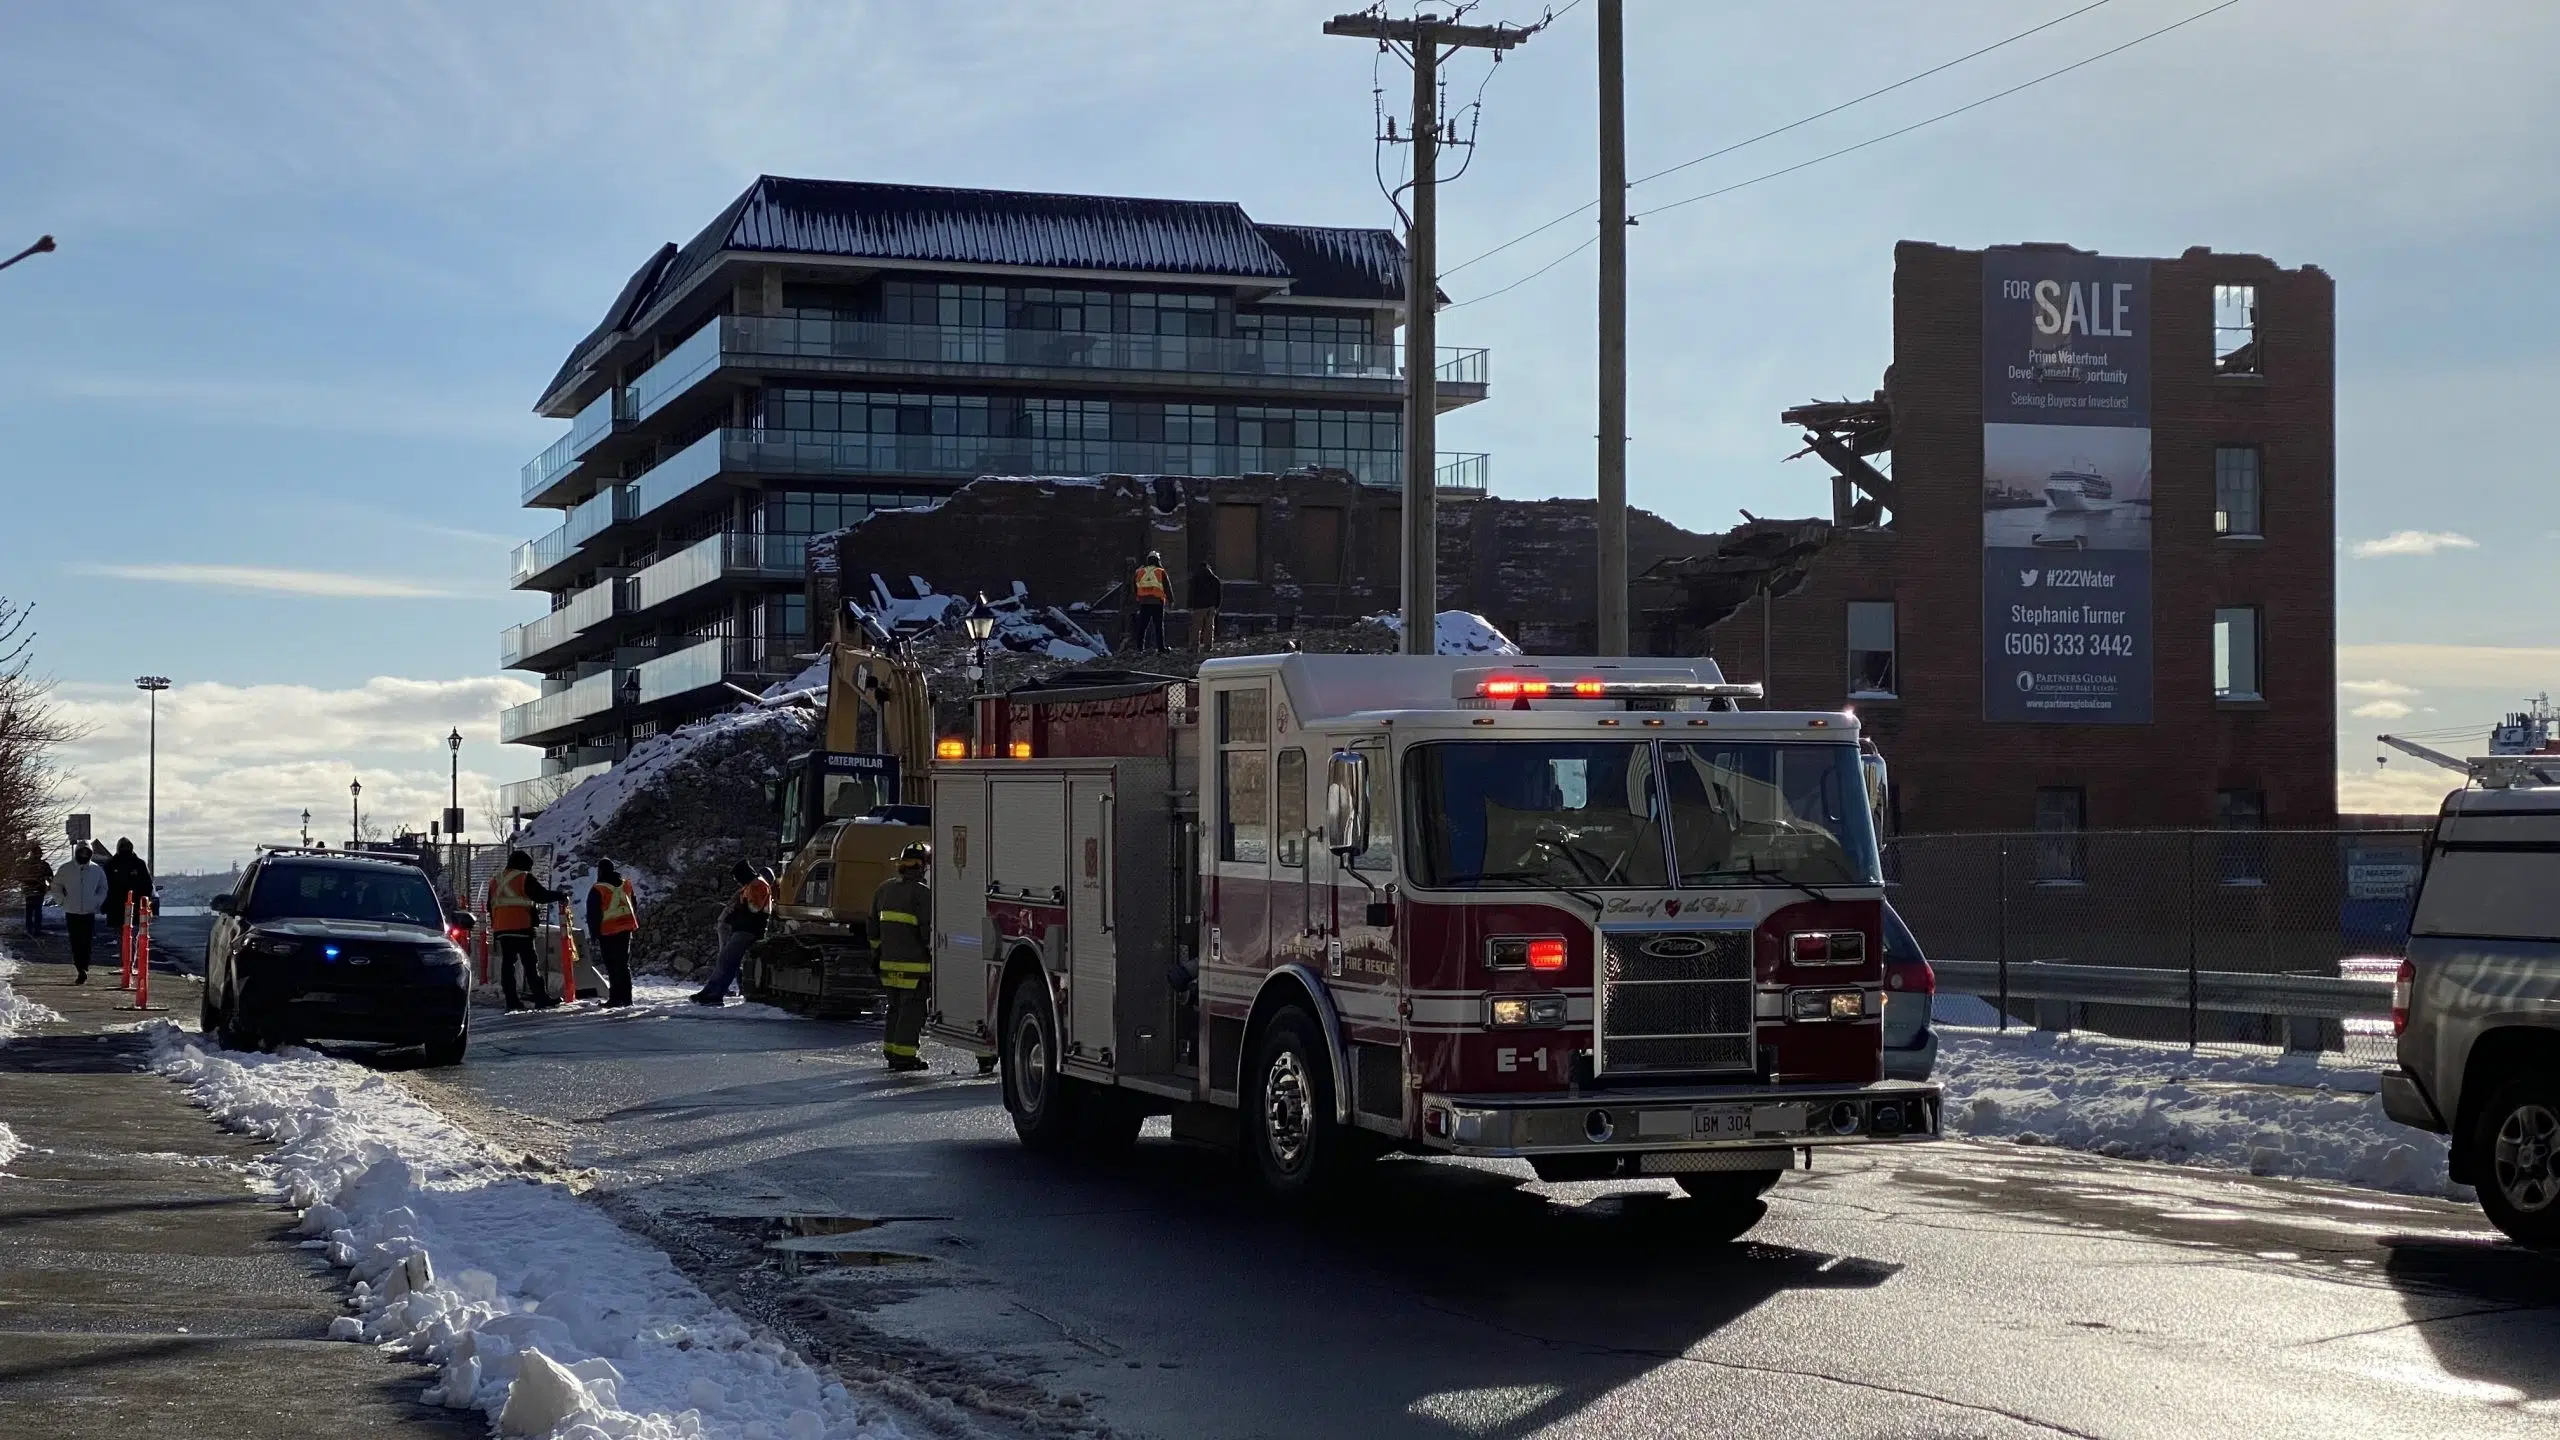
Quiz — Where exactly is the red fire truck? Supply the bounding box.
[926,654,1940,1224]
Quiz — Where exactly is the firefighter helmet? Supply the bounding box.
[898,842,931,867]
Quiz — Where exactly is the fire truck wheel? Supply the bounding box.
[1002,976,1081,1153]
[1245,1007,1346,1199]
[1077,1089,1147,1155]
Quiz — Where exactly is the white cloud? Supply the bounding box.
[2336,644,2560,690]
[2339,678,2419,698]
[49,674,541,871]
[2352,700,2414,720]
[2350,530,2480,559]
[2338,767,2462,818]
[67,563,462,599]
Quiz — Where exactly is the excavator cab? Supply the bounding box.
[778,750,902,852]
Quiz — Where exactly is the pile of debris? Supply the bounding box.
[513,707,814,979]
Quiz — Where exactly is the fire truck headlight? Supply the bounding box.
[1486,994,1567,1028]
[1789,988,1864,1021]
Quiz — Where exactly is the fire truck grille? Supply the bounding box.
[1599,930,1755,1076]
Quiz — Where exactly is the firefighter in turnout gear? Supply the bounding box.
[870,843,932,1072]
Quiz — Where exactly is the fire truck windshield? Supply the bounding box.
[1661,742,1880,888]
[1404,740,1879,891]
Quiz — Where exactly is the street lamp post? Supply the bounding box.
[445,727,465,883]
[300,809,311,847]
[963,594,997,688]
[349,777,362,848]
[0,235,55,274]
[135,677,169,880]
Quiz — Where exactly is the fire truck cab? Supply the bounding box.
[927,653,1940,1218]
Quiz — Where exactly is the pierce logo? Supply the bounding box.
[2018,568,2040,587]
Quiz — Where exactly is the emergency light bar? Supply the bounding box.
[1454,668,1764,703]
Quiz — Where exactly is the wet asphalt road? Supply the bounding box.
[392,995,2560,1440]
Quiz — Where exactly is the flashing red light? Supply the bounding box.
[1481,678,1523,699]
[2393,957,2413,1034]
[1526,937,1568,971]
[445,923,469,947]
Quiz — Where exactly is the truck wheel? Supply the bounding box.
[216,987,260,1053]
[1674,1169,1780,1243]
[419,1019,468,1068]
[1002,977,1080,1153]
[1078,1089,1147,1156]
[1244,1007,1348,1200]
[2474,1072,2560,1249]
[198,983,218,1035]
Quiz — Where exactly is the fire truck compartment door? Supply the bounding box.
[1067,773,1117,1061]
[930,771,990,1040]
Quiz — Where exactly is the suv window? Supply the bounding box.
[245,863,444,928]
[2411,845,2560,942]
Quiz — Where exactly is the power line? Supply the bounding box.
[1441,0,2121,280]
[1636,0,2241,222]
[1451,0,2242,305]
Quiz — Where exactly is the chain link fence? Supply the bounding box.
[1883,829,2429,1061]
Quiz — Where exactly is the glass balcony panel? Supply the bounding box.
[496,760,613,818]
[632,533,726,612]
[566,484,634,546]
[498,579,619,669]
[624,319,723,424]
[508,524,574,588]
[567,383,621,457]
[637,638,725,705]
[629,429,724,519]
[1434,452,1491,492]
[497,669,618,743]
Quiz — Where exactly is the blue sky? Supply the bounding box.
[3,1,2554,867]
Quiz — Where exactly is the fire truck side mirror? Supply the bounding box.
[1325,749,1369,859]
[1859,743,1890,832]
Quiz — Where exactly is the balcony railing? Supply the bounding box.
[519,385,630,502]
[726,427,1417,489]
[498,669,619,744]
[499,580,619,669]
[627,531,808,614]
[508,524,574,588]
[495,761,614,818]
[629,429,724,520]
[637,637,797,706]
[624,318,725,424]
[566,483,635,547]
[1434,452,1491,493]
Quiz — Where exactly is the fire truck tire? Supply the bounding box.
[1244,1006,1350,1199]
[1002,976,1082,1153]
[1077,1089,1148,1156]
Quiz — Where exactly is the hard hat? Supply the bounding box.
[1145,551,1162,565]
[898,842,931,866]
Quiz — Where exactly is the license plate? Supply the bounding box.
[1750,1102,1809,1135]
[1693,1104,1750,1139]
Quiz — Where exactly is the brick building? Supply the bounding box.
[1685,240,2336,836]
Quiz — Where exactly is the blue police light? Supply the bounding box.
[323,944,341,961]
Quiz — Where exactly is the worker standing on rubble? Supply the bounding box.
[691,859,774,1006]
[870,843,932,1072]
[488,850,567,1010]
[1130,550,1170,653]
[584,858,640,1009]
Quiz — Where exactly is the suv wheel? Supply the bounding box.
[420,1018,468,1067]
[216,987,261,1053]
[2475,1073,2560,1249]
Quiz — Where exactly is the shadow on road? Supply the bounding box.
[2381,1235,2560,1408]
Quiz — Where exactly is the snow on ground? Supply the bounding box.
[1934,1023,2464,1199]
[150,1025,909,1439]
[1373,610,1523,655]
[0,941,61,1172]
[517,707,810,869]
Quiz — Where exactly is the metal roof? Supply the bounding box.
[541,177,1411,413]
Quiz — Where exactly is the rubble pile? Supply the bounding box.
[515,707,814,978]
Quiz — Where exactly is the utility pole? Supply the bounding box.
[1325,10,1537,654]
[135,676,169,880]
[1595,0,1629,655]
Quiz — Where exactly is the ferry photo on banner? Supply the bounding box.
[1982,247,2153,723]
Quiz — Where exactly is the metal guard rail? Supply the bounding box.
[1933,959,2394,1021]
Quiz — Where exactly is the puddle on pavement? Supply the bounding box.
[762,1214,942,1275]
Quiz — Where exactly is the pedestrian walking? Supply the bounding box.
[690,859,773,1005]
[585,858,639,1009]
[486,850,566,1010]
[1129,550,1170,654]
[18,843,52,938]
[47,843,107,984]
[1186,560,1221,651]
[103,837,152,934]
[870,843,932,1072]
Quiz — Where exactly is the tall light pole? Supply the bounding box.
[135,677,169,879]
[349,777,362,847]
[1595,0,1630,655]
[300,809,311,847]
[445,728,465,891]
[0,235,55,274]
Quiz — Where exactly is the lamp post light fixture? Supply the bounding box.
[962,593,997,687]
[300,809,311,847]
[0,235,55,274]
[349,777,362,848]
[134,676,169,881]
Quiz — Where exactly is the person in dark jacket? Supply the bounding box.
[583,858,640,1009]
[1186,562,1222,651]
[869,843,933,1072]
[486,849,567,1009]
[103,839,151,934]
[691,860,773,1005]
[18,843,52,938]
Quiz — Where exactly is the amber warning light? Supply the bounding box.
[1008,741,1034,759]
[1460,669,1764,703]
[934,737,966,760]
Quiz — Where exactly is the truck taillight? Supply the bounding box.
[2392,957,2413,1034]
[1886,958,1935,994]
[935,737,966,759]
[1790,930,1865,964]
[1528,937,1567,971]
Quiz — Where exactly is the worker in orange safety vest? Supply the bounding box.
[583,857,640,1009]
[691,859,774,1005]
[487,850,567,1010]
[1129,550,1170,654]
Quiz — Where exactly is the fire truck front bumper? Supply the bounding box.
[1419,1080,1943,1159]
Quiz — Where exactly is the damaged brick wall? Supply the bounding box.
[808,471,1726,654]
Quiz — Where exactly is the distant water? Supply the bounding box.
[1984,502,2152,551]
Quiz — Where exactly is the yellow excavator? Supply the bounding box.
[740,615,935,1018]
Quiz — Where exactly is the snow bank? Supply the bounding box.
[518,708,809,866]
[1936,1025,2463,1198]
[150,1025,908,1439]
[1373,610,1523,656]
[0,941,62,1170]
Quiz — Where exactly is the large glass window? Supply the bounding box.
[246,863,443,927]
[2413,846,2560,941]
[1846,601,1897,699]
[1275,748,1307,868]
[1659,743,1881,887]
[1405,742,1669,890]
[1216,688,1270,864]
[2215,446,2263,537]
[2214,606,2264,700]
[1351,737,1394,873]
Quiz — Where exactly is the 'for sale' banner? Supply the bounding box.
[1982,248,2153,723]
